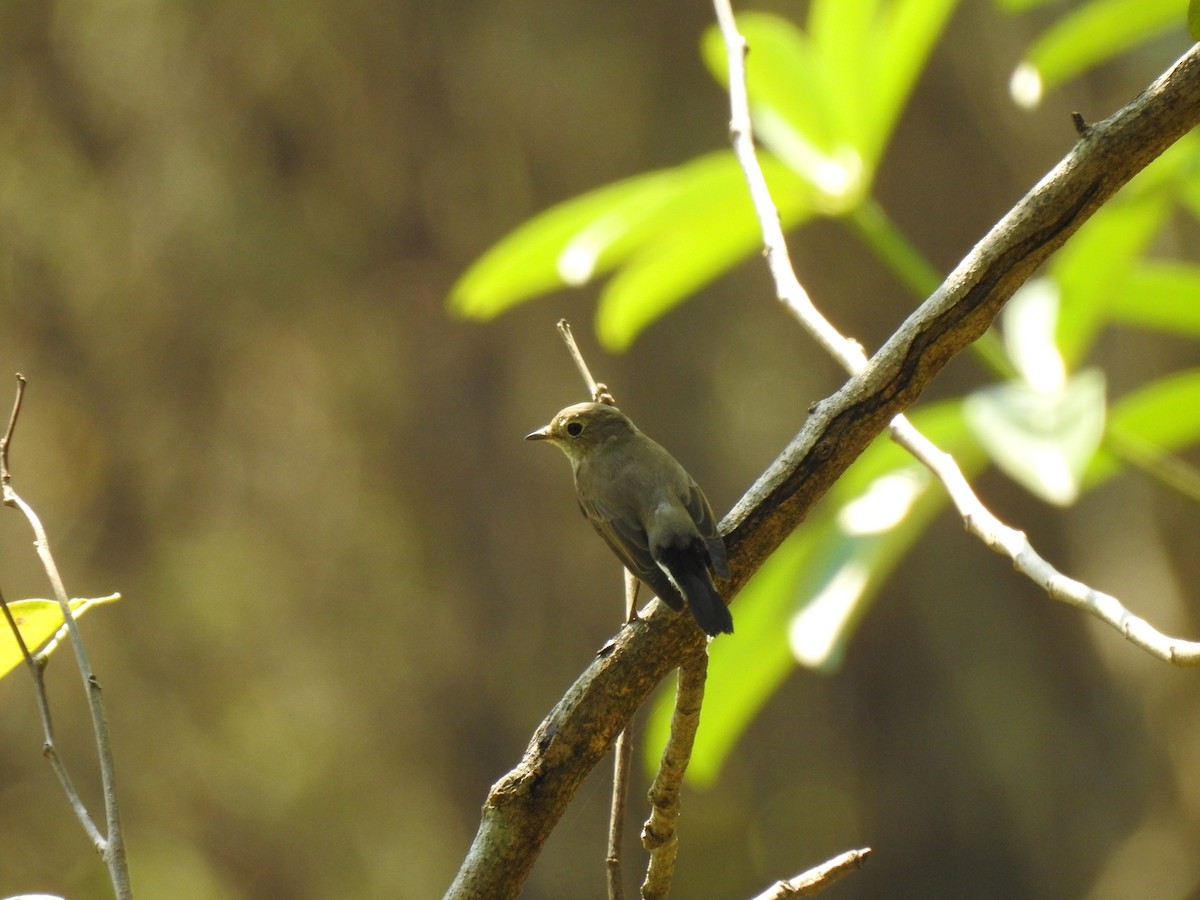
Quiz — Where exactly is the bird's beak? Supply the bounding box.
[525,424,554,442]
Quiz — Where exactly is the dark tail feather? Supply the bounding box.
[663,555,733,636]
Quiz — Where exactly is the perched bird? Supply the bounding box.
[526,401,733,637]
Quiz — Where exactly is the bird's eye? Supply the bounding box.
[566,421,584,437]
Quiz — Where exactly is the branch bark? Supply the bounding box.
[640,653,708,900]
[749,848,872,900]
[443,41,1200,900]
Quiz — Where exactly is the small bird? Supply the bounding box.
[526,401,733,636]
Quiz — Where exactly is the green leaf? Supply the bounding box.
[656,530,813,788]
[865,0,960,164]
[456,3,960,346]
[1050,135,1200,358]
[0,594,120,680]
[964,370,1107,506]
[1087,368,1200,485]
[1053,191,1171,365]
[451,148,818,350]
[702,14,838,154]
[448,168,682,319]
[647,403,984,784]
[1012,0,1182,103]
[1110,262,1200,337]
[596,154,811,349]
[810,0,880,154]
[702,13,869,209]
[701,1,957,198]
[1191,0,1200,40]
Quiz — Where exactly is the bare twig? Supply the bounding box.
[0,586,104,848]
[447,37,1200,900]
[558,319,615,405]
[0,372,25,483]
[900,423,1200,662]
[640,653,707,900]
[606,569,642,899]
[749,848,872,900]
[1,376,133,898]
[711,0,1200,664]
[606,725,632,900]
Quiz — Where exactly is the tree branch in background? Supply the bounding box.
[1,375,133,899]
[712,0,1200,664]
[0,585,105,849]
[606,724,632,900]
[604,568,643,900]
[748,848,872,900]
[445,30,1200,900]
[640,652,707,900]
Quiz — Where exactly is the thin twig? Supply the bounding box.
[607,726,631,900]
[1,376,133,897]
[0,372,25,483]
[749,848,873,900]
[557,319,615,405]
[896,421,1200,662]
[606,568,642,899]
[640,653,708,900]
[711,0,1200,664]
[708,8,861,374]
[0,586,104,847]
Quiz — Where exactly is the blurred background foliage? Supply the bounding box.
[1,1,1199,898]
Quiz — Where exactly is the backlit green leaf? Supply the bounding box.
[448,168,681,319]
[1111,262,1200,337]
[865,0,959,163]
[964,370,1107,505]
[596,154,812,349]
[1087,369,1200,485]
[1053,192,1170,364]
[1013,0,1181,102]
[0,594,120,680]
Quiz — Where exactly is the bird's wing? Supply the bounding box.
[682,479,729,578]
[583,494,684,610]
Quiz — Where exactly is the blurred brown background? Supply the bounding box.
[0,1,1198,897]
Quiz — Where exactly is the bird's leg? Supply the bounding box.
[624,568,641,624]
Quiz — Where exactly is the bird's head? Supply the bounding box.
[525,401,635,464]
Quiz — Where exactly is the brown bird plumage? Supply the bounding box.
[526,402,732,636]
